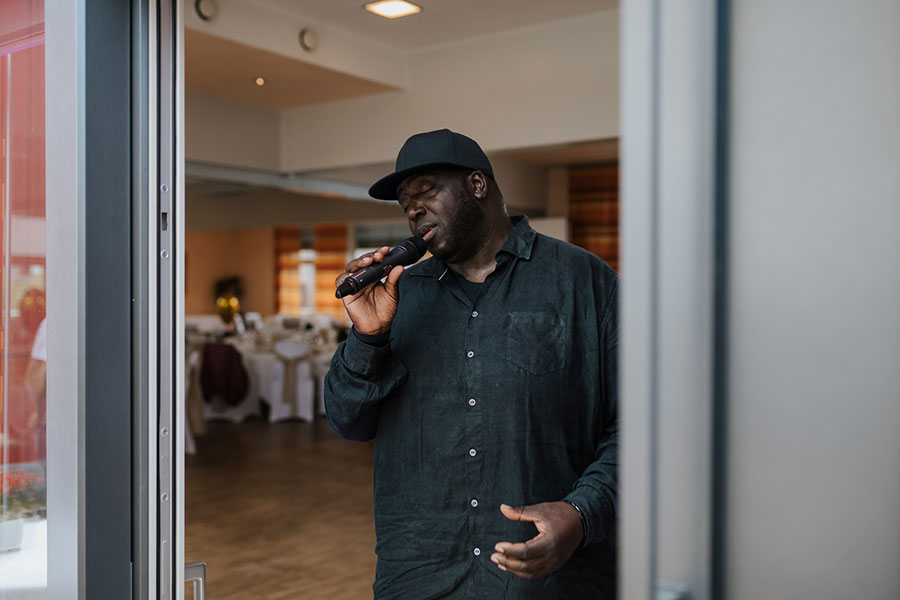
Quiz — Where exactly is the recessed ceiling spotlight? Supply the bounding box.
[364,0,422,19]
[255,77,265,86]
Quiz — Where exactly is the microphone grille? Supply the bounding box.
[406,236,428,260]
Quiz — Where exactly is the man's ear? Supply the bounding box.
[469,171,489,199]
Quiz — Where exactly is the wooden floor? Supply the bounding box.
[185,418,377,599]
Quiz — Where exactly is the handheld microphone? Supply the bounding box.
[335,236,428,298]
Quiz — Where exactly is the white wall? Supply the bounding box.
[186,91,281,170]
[280,12,620,172]
[488,156,550,212]
[727,1,900,599]
[528,217,569,242]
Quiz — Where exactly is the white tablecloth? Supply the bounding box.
[198,337,335,424]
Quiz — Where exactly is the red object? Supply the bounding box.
[200,343,249,407]
[1,2,46,466]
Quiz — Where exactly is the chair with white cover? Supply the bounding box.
[309,350,335,417]
[265,340,315,422]
[184,349,202,455]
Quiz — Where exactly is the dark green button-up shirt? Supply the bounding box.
[325,217,619,599]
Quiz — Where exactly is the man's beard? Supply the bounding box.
[431,184,485,261]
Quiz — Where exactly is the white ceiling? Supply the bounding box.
[186,0,618,108]
[254,0,618,51]
[185,29,398,108]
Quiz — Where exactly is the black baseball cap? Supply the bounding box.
[368,128,494,200]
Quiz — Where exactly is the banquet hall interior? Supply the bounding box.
[180,1,620,597]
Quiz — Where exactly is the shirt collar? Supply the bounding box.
[408,215,537,278]
[499,215,537,260]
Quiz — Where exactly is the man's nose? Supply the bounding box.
[406,198,425,221]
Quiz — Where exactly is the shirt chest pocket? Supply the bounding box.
[505,310,568,374]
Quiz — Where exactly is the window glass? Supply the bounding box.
[0,0,47,594]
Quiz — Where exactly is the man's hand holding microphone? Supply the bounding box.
[334,236,427,336]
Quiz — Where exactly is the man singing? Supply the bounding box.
[325,129,618,599]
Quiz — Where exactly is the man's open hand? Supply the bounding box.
[490,501,583,579]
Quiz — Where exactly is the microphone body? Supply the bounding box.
[335,236,427,298]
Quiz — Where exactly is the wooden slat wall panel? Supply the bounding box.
[274,226,302,315]
[569,163,619,272]
[313,224,348,320]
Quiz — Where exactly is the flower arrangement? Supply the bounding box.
[214,276,244,326]
[1,468,46,521]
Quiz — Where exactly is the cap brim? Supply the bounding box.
[368,162,464,201]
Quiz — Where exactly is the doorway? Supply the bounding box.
[180,1,621,597]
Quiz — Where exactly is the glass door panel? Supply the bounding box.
[0,1,47,597]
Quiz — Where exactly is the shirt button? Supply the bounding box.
[468,398,477,407]
[469,448,477,457]
[471,498,479,508]
[473,547,481,556]
[471,310,479,318]
[466,350,475,358]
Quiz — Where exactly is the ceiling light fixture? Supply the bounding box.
[364,0,422,19]
[298,28,319,52]
[255,77,265,86]
[194,0,218,21]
